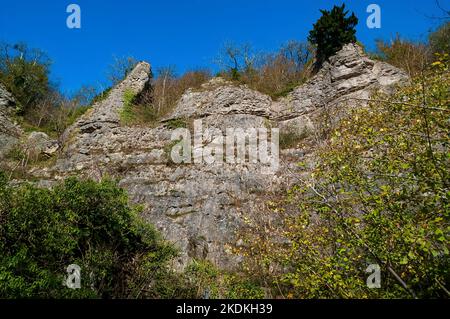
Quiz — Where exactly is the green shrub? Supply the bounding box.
[0,174,178,298]
[90,87,112,105]
[66,105,91,127]
[119,89,161,127]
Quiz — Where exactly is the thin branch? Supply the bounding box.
[435,0,450,17]
[387,266,418,298]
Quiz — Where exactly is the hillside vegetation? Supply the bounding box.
[239,55,450,298]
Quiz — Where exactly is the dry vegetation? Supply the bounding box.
[141,68,211,116]
[216,41,315,99]
[375,35,432,78]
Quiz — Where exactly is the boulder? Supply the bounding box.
[27,131,60,157]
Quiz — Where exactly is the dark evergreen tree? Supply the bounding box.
[308,4,358,69]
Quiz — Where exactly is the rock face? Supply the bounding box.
[0,83,22,159]
[74,62,152,135]
[27,132,60,157]
[36,44,408,269]
[165,77,274,121]
[275,43,408,121]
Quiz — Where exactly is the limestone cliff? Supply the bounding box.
[7,44,409,269]
[0,83,22,159]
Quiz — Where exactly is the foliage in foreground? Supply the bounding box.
[0,175,182,298]
[429,22,450,56]
[184,260,266,299]
[0,174,265,299]
[240,56,450,298]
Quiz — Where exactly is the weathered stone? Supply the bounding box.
[34,44,408,270]
[164,82,273,122]
[278,116,314,138]
[0,83,16,109]
[27,131,60,156]
[277,43,409,121]
[0,83,22,159]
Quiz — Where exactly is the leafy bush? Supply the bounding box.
[308,4,358,69]
[0,174,179,298]
[0,42,95,136]
[240,58,450,298]
[119,88,160,126]
[0,42,53,114]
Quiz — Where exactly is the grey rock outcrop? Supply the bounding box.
[36,44,408,269]
[0,83,15,108]
[74,61,151,135]
[275,43,409,127]
[0,83,22,158]
[27,131,60,157]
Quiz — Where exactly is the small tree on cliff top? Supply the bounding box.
[308,4,358,70]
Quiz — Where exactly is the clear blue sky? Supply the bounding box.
[1,0,448,95]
